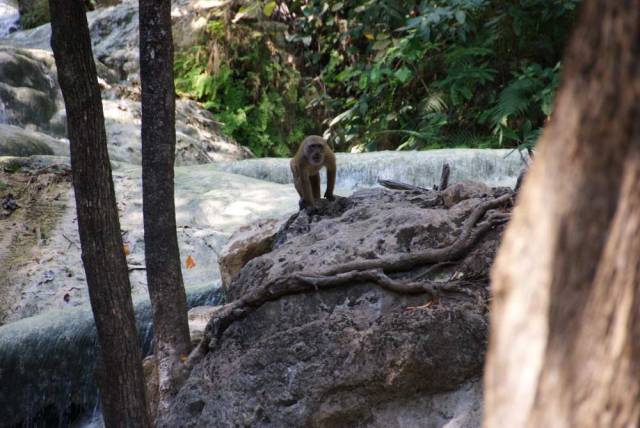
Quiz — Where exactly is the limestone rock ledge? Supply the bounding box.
[171,183,512,427]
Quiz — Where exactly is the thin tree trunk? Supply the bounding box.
[139,0,192,419]
[48,2,150,426]
[485,1,640,427]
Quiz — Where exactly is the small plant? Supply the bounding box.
[20,0,50,29]
[174,16,316,156]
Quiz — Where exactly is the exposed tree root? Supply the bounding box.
[185,193,512,366]
[438,163,451,191]
[321,194,512,275]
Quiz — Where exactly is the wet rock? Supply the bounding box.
[0,124,68,156]
[0,47,59,129]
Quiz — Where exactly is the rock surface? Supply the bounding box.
[162,183,512,427]
[0,123,67,156]
[218,217,285,290]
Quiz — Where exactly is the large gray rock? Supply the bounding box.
[0,124,67,156]
[4,0,232,81]
[0,47,58,129]
[4,1,139,79]
[162,184,511,427]
[0,46,250,164]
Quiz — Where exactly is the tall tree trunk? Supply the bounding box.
[48,2,151,427]
[139,0,192,418]
[485,1,640,427]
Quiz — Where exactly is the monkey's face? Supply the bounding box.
[305,141,325,166]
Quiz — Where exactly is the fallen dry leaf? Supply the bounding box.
[185,255,196,269]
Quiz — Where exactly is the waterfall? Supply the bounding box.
[0,100,6,124]
[0,0,18,38]
[219,148,529,193]
[0,284,223,427]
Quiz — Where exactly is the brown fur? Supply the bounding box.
[290,135,336,210]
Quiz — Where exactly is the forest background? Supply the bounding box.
[172,0,579,156]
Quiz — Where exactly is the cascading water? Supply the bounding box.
[0,285,223,427]
[219,148,529,193]
[0,100,7,124]
[0,0,19,37]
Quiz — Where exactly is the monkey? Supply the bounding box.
[290,135,336,212]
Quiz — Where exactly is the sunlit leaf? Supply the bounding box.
[263,1,277,17]
[331,2,343,12]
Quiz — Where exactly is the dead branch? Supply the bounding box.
[187,269,477,366]
[515,169,527,193]
[377,179,431,192]
[438,163,450,191]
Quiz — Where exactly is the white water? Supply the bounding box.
[220,149,528,192]
[0,100,7,123]
[0,0,18,37]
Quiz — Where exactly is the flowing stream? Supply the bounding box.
[0,285,223,427]
[0,0,18,37]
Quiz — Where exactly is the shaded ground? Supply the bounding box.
[0,158,71,324]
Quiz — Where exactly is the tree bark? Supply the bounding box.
[485,1,640,427]
[139,0,192,419]
[48,1,150,427]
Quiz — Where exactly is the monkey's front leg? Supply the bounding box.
[324,164,336,201]
[301,174,318,213]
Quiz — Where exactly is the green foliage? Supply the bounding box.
[288,0,577,151]
[175,0,580,155]
[174,16,316,156]
[20,0,97,29]
[20,0,50,29]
